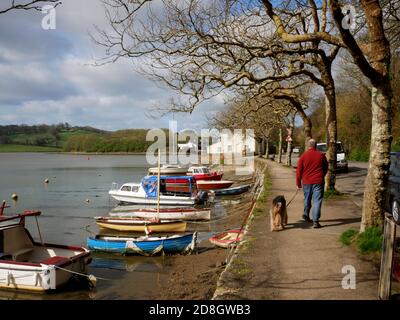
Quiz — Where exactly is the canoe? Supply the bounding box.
[0,210,91,292]
[95,217,187,232]
[87,232,197,256]
[209,229,244,248]
[196,180,234,191]
[211,184,252,196]
[109,207,211,221]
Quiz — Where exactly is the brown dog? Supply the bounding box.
[270,195,288,231]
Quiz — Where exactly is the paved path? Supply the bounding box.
[214,159,379,300]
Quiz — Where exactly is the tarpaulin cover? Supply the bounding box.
[141,176,158,198]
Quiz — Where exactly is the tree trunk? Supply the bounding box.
[324,86,337,191]
[303,115,313,149]
[264,138,270,159]
[286,125,293,166]
[278,127,283,163]
[361,84,392,231]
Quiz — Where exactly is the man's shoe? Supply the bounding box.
[302,215,312,223]
[313,221,323,229]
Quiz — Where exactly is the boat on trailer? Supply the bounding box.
[87,232,197,256]
[0,210,91,292]
[108,207,211,221]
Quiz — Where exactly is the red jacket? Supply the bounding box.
[296,148,328,187]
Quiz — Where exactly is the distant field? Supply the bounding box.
[0,144,62,152]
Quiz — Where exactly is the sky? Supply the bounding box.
[0,0,224,132]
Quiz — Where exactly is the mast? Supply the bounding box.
[156,148,161,221]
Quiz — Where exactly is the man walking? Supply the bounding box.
[296,139,328,229]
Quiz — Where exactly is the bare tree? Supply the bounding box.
[96,0,395,228]
[0,1,61,14]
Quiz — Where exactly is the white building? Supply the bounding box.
[206,130,256,155]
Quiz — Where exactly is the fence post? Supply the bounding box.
[378,214,397,300]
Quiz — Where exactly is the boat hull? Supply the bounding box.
[0,245,91,292]
[87,233,197,256]
[212,184,251,196]
[148,168,188,175]
[96,218,187,232]
[196,180,234,191]
[109,191,196,205]
[109,208,211,221]
[190,173,223,181]
[209,229,244,248]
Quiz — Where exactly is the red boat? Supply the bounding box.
[196,180,234,191]
[209,229,244,248]
[187,166,223,181]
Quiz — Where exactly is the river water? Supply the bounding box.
[0,153,238,300]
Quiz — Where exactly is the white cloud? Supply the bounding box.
[0,0,225,131]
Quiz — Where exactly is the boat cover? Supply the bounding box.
[141,175,195,197]
[141,176,159,197]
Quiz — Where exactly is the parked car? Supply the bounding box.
[293,147,300,154]
[385,152,400,224]
[316,141,348,173]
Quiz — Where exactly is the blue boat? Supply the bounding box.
[87,232,197,256]
[212,184,252,196]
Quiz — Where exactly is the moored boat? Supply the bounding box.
[196,180,234,191]
[109,177,197,205]
[95,216,187,232]
[209,229,244,248]
[0,210,91,292]
[187,166,223,181]
[109,207,211,221]
[87,232,197,256]
[148,164,188,176]
[211,184,252,196]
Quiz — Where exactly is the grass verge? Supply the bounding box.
[340,226,383,254]
[324,188,344,200]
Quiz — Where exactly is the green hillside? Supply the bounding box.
[0,124,167,153]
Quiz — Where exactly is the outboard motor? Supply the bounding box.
[196,190,209,205]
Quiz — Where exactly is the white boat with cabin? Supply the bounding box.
[109,182,197,205]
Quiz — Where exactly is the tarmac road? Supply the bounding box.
[290,154,368,207]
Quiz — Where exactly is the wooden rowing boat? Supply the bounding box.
[209,229,244,248]
[0,210,91,292]
[95,217,187,232]
[109,207,211,221]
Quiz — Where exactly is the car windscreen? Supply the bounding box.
[317,143,344,153]
[316,144,327,152]
[336,143,345,153]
